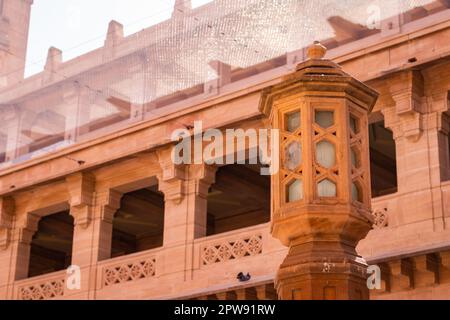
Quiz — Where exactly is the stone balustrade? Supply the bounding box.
[9,223,286,300]
[98,249,160,288]
[15,270,66,300]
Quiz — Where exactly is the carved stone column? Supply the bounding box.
[156,146,216,281]
[384,70,449,231]
[260,43,378,300]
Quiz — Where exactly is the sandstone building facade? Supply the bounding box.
[0,0,450,300]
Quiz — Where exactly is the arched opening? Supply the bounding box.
[28,210,74,278]
[111,184,164,258]
[369,116,398,197]
[206,163,270,236]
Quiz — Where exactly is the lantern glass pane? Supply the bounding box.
[286,112,301,133]
[318,179,337,197]
[351,148,358,168]
[352,182,362,202]
[350,115,359,134]
[284,141,302,171]
[315,111,334,128]
[287,179,304,202]
[316,140,336,168]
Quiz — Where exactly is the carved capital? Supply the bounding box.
[156,147,187,204]
[385,70,425,141]
[66,172,95,228]
[16,212,40,245]
[0,197,14,250]
[97,189,123,224]
[189,164,217,198]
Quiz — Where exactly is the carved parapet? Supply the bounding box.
[0,197,14,250]
[66,172,95,228]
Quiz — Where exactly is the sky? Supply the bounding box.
[25,0,213,77]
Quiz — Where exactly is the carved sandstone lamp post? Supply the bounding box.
[260,42,379,300]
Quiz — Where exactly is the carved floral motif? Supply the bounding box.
[373,207,389,229]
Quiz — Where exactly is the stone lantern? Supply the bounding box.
[259,42,379,300]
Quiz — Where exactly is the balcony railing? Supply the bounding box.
[96,247,162,289]
[15,270,66,300]
[10,223,285,300]
[196,225,266,267]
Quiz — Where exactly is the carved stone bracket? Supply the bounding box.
[385,70,425,142]
[413,254,440,286]
[189,164,217,198]
[0,197,14,250]
[16,212,40,246]
[156,147,187,204]
[97,189,123,224]
[388,259,414,291]
[66,172,95,228]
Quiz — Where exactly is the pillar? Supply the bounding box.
[156,146,216,284]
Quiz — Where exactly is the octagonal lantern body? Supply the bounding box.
[259,51,379,300]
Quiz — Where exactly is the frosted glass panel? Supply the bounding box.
[286,112,301,133]
[352,182,361,202]
[316,140,336,168]
[284,141,302,171]
[350,116,358,134]
[318,179,337,197]
[315,111,334,128]
[351,148,358,168]
[288,179,303,202]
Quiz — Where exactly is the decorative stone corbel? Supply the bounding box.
[413,254,440,286]
[156,146,187,204]
[16,211,40,246]
[388,258,414,291]
[97,189,123,224]
[66,172,95,228]
[189,164,217,198]
[386,70,425,142]
[0,197,14,250]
